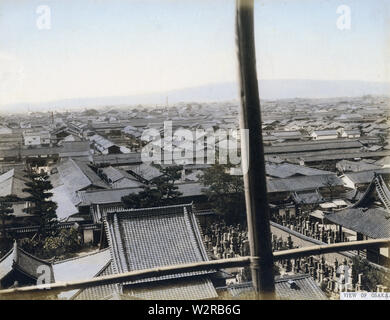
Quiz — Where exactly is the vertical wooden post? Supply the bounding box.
[235,0,275,299]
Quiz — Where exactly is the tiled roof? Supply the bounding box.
[227,274,328,300]
[78,182,203,208]
[0,169,14,197]
[325,208,390,239]
[343,169,390,185]
[125,276,217,300]
[351,176,377,208]
[267,174,343,193]
[89,134,115,151]
[93,153,142,166]
[57,158,108,194]
[343,188,362,201]
[267,150,390,163]
[0,242,54,283]
[73,264,217,300]
[103,203,217,299]
[312,130,338,136]
[0,247,14,280]
[0,169,29,197]
[104,203,210,275]
[336,160,381,173]
[266,163,333,179]
[78,187,143,207]
[112,178,143,189]
[100,166,127,183]
[74,160,108,189]
[58,141,91,159]
[72,260,120,300]
[127,163,162,182]
[0,142,91,159]
[275,274,328,300]
[292,190,324,204]
[99,166,142,188]
[264,140,362,154]
[272,131,302,137]
[51,184,79,221]
[73,203,217,300]
[53,249,112,299]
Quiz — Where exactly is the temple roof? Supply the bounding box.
[123,276,217,300]
[325,173,390,238]
[352,173,390,210]
[72,260,120,300]
[73,268,217,300]
[325,207,390,239]
[101,203,217,299]
[0,242,54,283]
[104,203,212,278]
[227,274,328,300]
[343,168,390,186]
[53,249,111,299]
[70,203,218,300]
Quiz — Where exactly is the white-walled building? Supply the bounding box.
[340,129,361,139]
[23,131,51,146]
[310,130,338,140]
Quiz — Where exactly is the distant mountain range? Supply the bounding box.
[4,79,390,112]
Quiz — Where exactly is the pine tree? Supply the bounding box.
[0,195,18,241]
[152,164,183,204]
[22,170,58,238]
[199,163,246,224]
[122,164,183,209]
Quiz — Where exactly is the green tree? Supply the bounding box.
[43,228,82,259]
[22,170,58,238]
[152,164,183,202]
[322,174,340,200]
[199,164,246,224]
[122,186,163,208]
[19,228,82,259]
[122,164,183,209]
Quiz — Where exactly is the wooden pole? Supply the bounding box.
[1,239,389,299]
[1,238,390,299]
[236,0,275,299]
[273,238,390,260]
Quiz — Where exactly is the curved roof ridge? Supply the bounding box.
[351,176,377,208]
[0,243,15,263]
[105,202,193,214]
[16,244,52,265]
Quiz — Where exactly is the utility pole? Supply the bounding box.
[235,0,275,299]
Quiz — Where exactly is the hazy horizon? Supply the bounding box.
[0,79,388,114]
[0,0,389,110]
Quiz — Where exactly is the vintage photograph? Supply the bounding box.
[0,0,389,304]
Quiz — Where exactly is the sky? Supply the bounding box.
[0,0,389,108]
